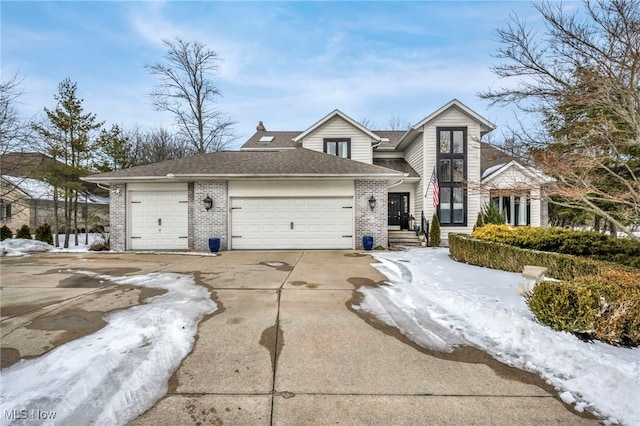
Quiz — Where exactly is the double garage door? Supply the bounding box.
[230,197,353,249]
[129,191,188,250]
[129,192,354,250]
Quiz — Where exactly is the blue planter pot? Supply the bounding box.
[208,238,221,253]
[363,236,374,251]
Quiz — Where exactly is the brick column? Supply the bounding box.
[192,181,228,251]
[109,183,126,251]
[355,180,387,249]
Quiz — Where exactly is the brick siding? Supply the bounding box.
[355,180,387,249]
[109,184,126,251]
[191,181,228,251]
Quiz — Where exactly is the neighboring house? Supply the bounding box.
[83,99,550,251]
[0,153,109,233]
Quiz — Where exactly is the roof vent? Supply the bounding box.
[256,121,266,131]
[380,137,390,143]
[259,136,274,143]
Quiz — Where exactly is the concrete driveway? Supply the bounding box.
[0,251,599,425]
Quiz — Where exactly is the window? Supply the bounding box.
[437,128,467,225]
[0,199,11,221]
[492,192,530,226]
[324,138,351,159]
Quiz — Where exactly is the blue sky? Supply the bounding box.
[2,1,563,149]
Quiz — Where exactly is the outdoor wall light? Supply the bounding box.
[203,196,213,211]
[369,195,376,212]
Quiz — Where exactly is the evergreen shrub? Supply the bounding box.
[449,233,640,347]
[471,224,640,268]
[16,224,32,239]
[35,223,54,245]
[0,225,12,241]
[429,213,441,247]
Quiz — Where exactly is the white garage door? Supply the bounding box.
[129,191,188,250]
[231,198,353,249]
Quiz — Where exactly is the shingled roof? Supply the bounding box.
[83,148,405,183]
[240,131,298,150]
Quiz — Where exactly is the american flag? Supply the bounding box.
[430,166,439,207]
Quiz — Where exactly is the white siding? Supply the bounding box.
[420,107,483,239]
[404,138,424,217]
[480,165,545,228]
[301,116,374,164]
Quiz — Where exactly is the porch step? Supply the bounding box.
[388,230,421,247]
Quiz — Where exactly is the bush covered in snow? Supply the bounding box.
[472,224,640,268]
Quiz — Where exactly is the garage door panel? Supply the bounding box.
[231,197,353,249]
[130,191,188,250]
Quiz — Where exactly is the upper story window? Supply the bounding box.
[324,138,351,159]
[0,199,12,222]
[437,128,467,226]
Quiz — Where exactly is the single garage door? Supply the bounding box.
[231,197,353,249]
[129,191,188,250]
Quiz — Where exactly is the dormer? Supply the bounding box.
[292,110,380,164]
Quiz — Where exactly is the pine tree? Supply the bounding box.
[16,224,31,239]
[473,212,485,230]
[0,225,12,241]
[33,78,103,248]
[482,201,506,225]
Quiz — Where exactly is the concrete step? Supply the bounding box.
[388,231,421,246]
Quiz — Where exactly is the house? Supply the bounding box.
[83,99,549,251]
[0,152,109,233]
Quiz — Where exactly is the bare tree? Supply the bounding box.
[0,73,33,155]
[131,127,195,166]
[146,38,236,154]
[386,114,412,131]
[479,0,640,240]
[358,117,377,129]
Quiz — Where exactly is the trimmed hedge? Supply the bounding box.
[449,233,640,346]
[471,224,640,268]
[449,233,602,280]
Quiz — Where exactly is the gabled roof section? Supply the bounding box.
[372,158,419,177]
[412,99,496,134]
[292,109,381,142]
[83,148,405,183]
[481,160,554,184]
[240,131,299,150]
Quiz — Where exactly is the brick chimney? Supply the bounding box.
[256,121,266,131]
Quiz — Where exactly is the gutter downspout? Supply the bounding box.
[96,182,111,191]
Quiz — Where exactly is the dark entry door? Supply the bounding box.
[388,193,410,229]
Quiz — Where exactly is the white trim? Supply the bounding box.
[412,99,496,133]
[292,109,381,142]
[481,160,551,185]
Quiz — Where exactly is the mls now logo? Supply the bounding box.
[4,409,57,420]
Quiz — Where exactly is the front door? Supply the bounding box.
[388,193,410,230]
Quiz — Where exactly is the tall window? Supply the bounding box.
[437,128,466,225]
[492,192,530,226]
[324,138,350,159]
[0,199,11,221]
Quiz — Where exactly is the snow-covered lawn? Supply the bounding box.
[356,248,639,426]
[0,233,105,256]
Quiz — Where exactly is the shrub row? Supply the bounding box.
[449,233,640,346]
[526,272,640,346]
[449,233,601,280]
[471,224,640,268]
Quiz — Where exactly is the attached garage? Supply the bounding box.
[230,197,353,249]
[129,189,188,250]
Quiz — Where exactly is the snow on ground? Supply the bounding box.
[357,248,640,426]
[0,233,105,256]
[0,271,217,426]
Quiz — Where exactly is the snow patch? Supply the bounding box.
[360,248,639,426]
[0,271,216,426]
